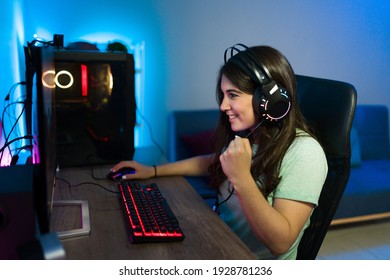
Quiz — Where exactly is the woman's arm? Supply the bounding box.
[219,136,314,255]
[111,154,213,180]
[234,178,313,255]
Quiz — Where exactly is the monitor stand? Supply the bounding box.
[52,200,91,239]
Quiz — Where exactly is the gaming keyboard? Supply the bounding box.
[118,181,185,243]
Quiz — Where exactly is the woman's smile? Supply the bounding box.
[220,75,256,132]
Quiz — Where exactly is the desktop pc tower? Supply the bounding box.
[53,50,136,167]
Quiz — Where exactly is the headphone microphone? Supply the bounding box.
[224,44,291,124]
[244,120,264,138]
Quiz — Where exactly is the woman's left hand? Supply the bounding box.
[219,136,253,186]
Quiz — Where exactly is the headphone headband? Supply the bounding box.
[224,44,272,86]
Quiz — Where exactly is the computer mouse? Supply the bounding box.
[106,167,135,181]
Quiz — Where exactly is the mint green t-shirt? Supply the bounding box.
[218,131,328,259]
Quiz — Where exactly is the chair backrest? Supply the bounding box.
[295,75,357,259]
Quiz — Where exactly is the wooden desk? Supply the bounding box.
[51,147,256,260]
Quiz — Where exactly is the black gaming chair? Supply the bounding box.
[295,75,357,259]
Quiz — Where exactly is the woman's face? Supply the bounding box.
[219,74,258,132]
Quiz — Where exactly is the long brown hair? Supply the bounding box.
[208,45,315,196]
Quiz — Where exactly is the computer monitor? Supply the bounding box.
[53,50,136,167]
[24,44,57,235]
[0,44,60,259]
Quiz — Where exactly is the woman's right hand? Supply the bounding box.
[110,161,155,180]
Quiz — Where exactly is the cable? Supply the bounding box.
[1,100,25,138]
[4,81,26,101]
[28,39,53,48]
[1,82,27,163]
[13,144,33,157]
[136,106,165,156]
[2,82,26,141]
[56,177,119,195]
[0,135,33,154]
[0,101,27,163]
[72,181,119,194]
[213,183,235,214]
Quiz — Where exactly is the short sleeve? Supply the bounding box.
[271,135,328,207]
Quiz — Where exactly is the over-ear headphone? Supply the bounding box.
[224,44,291,123]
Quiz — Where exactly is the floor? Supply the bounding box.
[316,219,390,260]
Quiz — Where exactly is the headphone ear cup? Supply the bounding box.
[254,81,291,122]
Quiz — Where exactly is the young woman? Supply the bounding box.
[110,45,328,259]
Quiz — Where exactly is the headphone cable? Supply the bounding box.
[244,119,265,138]
[213,183,235,213]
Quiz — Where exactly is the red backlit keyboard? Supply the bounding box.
[118,181,185,243]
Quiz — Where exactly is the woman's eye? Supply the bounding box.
[229,93,238,99]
